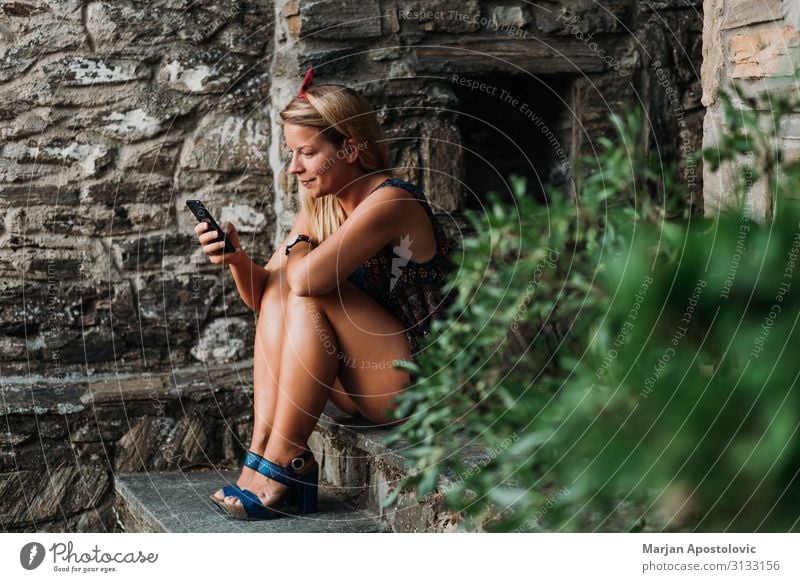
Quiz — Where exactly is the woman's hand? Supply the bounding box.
[195,220,245,266]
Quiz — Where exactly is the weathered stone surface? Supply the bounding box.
[86,1,234,56]
[82,173,174,204]
[2,0,706,459]
[1,366,255,530]
[397,1,481,34]
[0,107,56,140]
[115,416,175,473]
[179,113,271,184]
[639,0,702,9]
[216,1,274,56]
[297,0,382,40]
[115,233,194,270]
[156,50,249,94]
[786,0,800,30]
[0,183,80,206]
[312,403,460,532]
[412,36,611,75]
[722,0,784,30]
[421,122,463,212]
[133,272,221,322]
[2,139,114,177]
[42,56,151,86]
[729,26,800,79]
[0,2,85,82]
[0,463,110,525]
[190,317,251,364]
[9,202,172,238]
[114,470,384,532]
[534,1,633,35]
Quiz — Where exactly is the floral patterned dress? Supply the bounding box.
[346,178,457,360]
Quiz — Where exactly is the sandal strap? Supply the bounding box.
[221,484,241,497]
[255,450,315,486]
[243,450,265,471]
[227,488,270,519]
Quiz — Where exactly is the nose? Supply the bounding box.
[288,152,303,175]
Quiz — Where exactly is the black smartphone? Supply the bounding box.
[186,200,237,254]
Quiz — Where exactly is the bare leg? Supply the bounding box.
[216,267,359,503]
[226,280,413,509]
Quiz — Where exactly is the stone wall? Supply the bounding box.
[1,1,704,531]
[702,0,800,218]
[0,365,253,531]
[1,0,703,381]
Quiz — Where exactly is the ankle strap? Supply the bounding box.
[255,450,315,486]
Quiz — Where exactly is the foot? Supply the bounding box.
[213,464,260,504]
[224,469,290,509]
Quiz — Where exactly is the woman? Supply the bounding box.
[194,68,456,520]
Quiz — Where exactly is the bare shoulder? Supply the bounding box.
[358,184,418,219]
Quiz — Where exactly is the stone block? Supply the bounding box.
[86,1,233,56]
[0,3,84,82]
[0,184,80,206]
[723,0,784,30]
[0,463,110,525]
[179,113,271,180]
[787,0,800,31]
[115,233,194,270]
[1,107,55,140]
[397,1,481,33]
[534,1,632,35]
[2,138,114,178]
[118,140,181,177]
[420,122,463,212]
[42,57,150,87]
[98,108,166,142]
[156,50,249,94]
[298,0,382,40]
[114,416,176,473]
[639,0,702,9]
[190,317,252,364]
[82,174,174,205]
[729,26,800,79]
[490,5,529,29]
[133,272,221,323]
[214,2,273,56]
[22,202,173,237]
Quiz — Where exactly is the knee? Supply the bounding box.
[285,289,324,316]
[259,268,291,313]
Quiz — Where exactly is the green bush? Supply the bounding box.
[388,88,800,532]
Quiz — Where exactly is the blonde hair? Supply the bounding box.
[280,84,391,243]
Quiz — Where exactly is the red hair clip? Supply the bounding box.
[297,65,314,101]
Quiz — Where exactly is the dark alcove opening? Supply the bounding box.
[454,74,573,211]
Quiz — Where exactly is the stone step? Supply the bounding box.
[114,469,384,533]
[310,403,464,532]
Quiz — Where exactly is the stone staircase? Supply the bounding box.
[113,402,459,533]
[114,470,383,533]
[1,364,460,532]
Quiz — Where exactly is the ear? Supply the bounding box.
[343,137,361,164]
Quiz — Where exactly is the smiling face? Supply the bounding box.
[284,123,358,198]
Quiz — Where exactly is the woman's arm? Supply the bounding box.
[230,207,314,310]
[286,187,411,296]
[228,253,270,311]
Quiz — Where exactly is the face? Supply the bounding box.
[284,123,358,198]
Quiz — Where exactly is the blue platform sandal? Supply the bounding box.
[221,450,318,520]
[209,450,267,514]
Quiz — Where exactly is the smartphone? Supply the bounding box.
[186,200,237,254]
